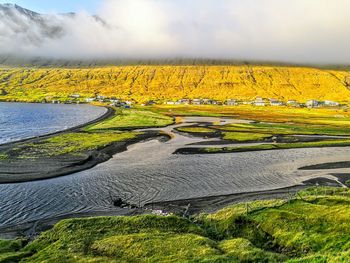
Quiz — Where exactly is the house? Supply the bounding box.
[242,100,253,105]
[202,99,210,105]
[202,99,219,105]
[165,101,175,105]
[191,99,202,105]
[324,100,340,107]
[306,100,319,108]
[110,98,121,104]
[85,98,95,103]
[254,97,265,106]
[287,100,299,107]
[111,101,122,107]
[96,95,106,102]
[226,99,238,106]
[177,99,190,105]
[269,98,283,106]
[70,94,80,99]
[52,100,61,104]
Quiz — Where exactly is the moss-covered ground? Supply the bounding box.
[85,108,174,131]
[150,105,350,127]
[196,139,350,154]
[1,187,349,262]
[0,108,173,159]
[1,132,140,159]
[172,113,350,152]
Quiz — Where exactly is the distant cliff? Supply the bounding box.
[0,65,349,103]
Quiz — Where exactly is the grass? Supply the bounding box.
[176,126,216,134]
[213,122,350,136]
[86,108,174,131]
[2,187,349,262]
[151,105,350,127]
[199,139,350,154]
[222,132,272,141]
[0,239,30,263]
[2,132,140,158]
[201,187,350,262]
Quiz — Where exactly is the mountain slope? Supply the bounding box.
[0,3,107,56]
[0,3,64,45]
[0,66,349,103]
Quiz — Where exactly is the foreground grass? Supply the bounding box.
[1,132,140,159]
[86,108,174,131]
[1,187,349,262]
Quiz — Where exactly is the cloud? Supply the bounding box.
[1,0,350,63]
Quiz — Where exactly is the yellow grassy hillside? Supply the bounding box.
[0,65,349,103]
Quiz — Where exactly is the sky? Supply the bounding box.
[1,0,350,64]
[0,0,100,13]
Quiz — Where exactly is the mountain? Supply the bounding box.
[0,66,349,103]
[0,3,64,44]
[0,3,107,56]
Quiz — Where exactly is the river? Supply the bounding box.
[0,116,349,230]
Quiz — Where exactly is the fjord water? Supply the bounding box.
[0,102,107,144]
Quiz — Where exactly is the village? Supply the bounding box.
[48,94,343,109]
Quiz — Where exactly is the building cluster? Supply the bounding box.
[163,97,341,108]
[85,95,133,108]
[50,93,342,109]
[165,98,221,105]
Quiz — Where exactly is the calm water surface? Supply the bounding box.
[0,102,107,144]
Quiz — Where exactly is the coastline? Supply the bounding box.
[0,104,171,183]
[0,131,169,184]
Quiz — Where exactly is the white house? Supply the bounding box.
[191,99,202,105]
[85,98,95,103]
[269,98,283,106]
[306,100,319,108]
[287,100,299,107]
[324,100,340,107]
[177,99,190,105]
[254,97,265,106]
[226,99,238,106]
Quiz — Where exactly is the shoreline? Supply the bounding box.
[0,104,174,184]
[0,132,169,184]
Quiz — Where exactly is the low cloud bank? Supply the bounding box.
[1,0,350,64]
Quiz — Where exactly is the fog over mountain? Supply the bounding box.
[1,0,350,64]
